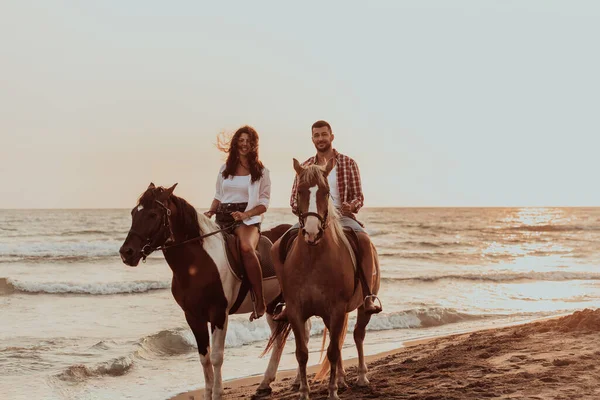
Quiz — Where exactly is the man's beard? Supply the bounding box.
[316,142,332,152]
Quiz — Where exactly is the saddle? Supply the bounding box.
[222,232,276,314]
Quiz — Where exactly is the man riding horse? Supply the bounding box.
[273,120,383,320]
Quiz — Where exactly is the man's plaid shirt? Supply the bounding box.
[290,149,364,215]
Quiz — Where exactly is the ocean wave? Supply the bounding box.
[55,324,273,383]
[0,278,16,295]
[0,255,118,264]
[0,241,122,259]
[362,307,488,330]
[0,341,57,353]
[57,356,135,382]
[400,240,468,248]
[301,307,490,334]
[0,230,122,238]
[60,230,121,236]
[382,271,600,284]
[504,224,596,233]
[393,252,478,263]
[366,229,389,237]
[0,277,170,295]
[153,308,492,351]
[137,329,197,356]
[560,294,600,303]
[136,322,275,353]
[132,307,489,357]
[413,241,443,248]
[51,307,500,383]
[90,340,118,350]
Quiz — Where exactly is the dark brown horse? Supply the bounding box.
[119,183,291,400]
[268,159,381,400]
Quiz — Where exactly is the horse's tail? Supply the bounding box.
[318,326,328,363]
[314,313,349,381]
[261,320,292,358]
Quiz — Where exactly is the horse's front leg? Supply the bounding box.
[185,314,213,399]
[354,306,372,386]
[210,315,229,400]
[256,313,286,397]
[293,318,311,390]
[290,314,310,400]
[327,312,347,400]
[336,355,347,389]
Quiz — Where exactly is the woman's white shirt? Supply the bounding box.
[220,175,250,203]
[213,164,271,225]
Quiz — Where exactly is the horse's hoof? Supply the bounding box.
[298,393,310,400]
[327,394,340,400]
[337,379,348,389]
[291,382,300,391]
[356,376,370,387]
[251,387,272,399]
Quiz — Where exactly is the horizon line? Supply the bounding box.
[1,206,599,211]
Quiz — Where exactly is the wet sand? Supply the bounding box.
[171,309,600,399]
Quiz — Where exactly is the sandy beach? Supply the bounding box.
[171,309,600,400]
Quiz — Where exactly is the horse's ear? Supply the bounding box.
[164,183,178,198]
[147,182,156,190]
[293,158,303,175]
[324,157,336,177]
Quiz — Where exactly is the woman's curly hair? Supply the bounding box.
[217,125,264,183]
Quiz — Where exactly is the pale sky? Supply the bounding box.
[1,1,599,209]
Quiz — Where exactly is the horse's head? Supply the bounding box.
[119,182,178,266]
[293,157,335,245]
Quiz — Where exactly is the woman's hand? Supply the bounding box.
[203,210,215,218]
[231,211,248,221]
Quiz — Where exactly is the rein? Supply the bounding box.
[127,199,237,262]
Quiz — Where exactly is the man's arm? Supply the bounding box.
[346,159,364,213]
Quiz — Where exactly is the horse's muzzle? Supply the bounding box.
[119,245,142,267]
[302,228,324,246]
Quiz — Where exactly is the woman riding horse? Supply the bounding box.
[204,125,271,321]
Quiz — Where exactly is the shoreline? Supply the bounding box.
[169,313,574,400]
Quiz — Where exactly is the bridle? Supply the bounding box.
[127,199,236,262]
[126,200,173,262]
[297,190,330,243]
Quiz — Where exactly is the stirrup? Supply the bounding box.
[273,302,286,315]
[249,291,265,321]
[272,302,287,321]
[364,294,383,311]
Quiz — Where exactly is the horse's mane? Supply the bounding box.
[170,196,201,240]
[299,164,328,188]
[196,210,226,250]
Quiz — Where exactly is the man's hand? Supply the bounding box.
[231,211,248,221]
[341,202,354,216]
